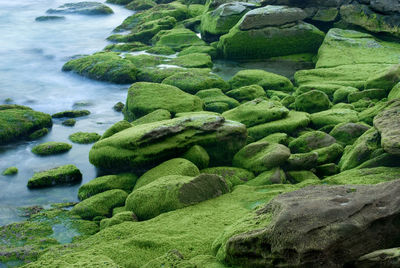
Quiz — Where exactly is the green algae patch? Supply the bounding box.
[31,142,72,156]
[27,164,82,188]
[71,189,128,220]
[134,158,200,190]
[69,132,101,144]
[2,166,18,176]
[123,82,203,121]
[62,52,138,84]
[78,173,138,200]
[0,105,52,145]
[229,69,293,92]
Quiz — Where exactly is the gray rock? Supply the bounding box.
[47,2,113,15]
[370,0,400,15]
[220,179,400,267]
[374,100,400,156]
[239,5,307,30]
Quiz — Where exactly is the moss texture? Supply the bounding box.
[182,145,210,170]
[27,165,82,188]
[69,132,101,144]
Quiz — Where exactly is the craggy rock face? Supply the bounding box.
[222,180,400,267]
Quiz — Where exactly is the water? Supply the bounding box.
[0,0,133,226]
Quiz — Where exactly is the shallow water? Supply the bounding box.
[0,0,133,226]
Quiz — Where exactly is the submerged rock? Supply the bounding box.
[31,142,72,156]
[2,166,18,176]
[47,2,113,15]
[35,15,65,21]
[69,132,101,144]
[52,109,90,118]
[27,165,82,188]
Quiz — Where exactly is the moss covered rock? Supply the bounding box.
[329,122,370,146]
[152,28,205,51]
[134,158,200,190]
[162,69,229,94]
[89,114,247,170]
[225,84,266,102]
[195,88,239,113]
[62,119,76,127]
[131,109,171,126]
[2,166,18,176]
[78,173,138,200]
[229,69,293,92]
[125,174,229,220]
[101,120,132,140]
[71,189,128,220]
[69,132,101,144]
[222,99,289,128]
[201,166,255,187]
[31,142,72,156]
[178,45,217,59]
[46,2,113,15]
[295,90,332,113]
[233,141,291,174]
[389,82,400,101]
[27,165,82,188]
[182,145,210,170]
[0,105,52,145]
[52,110,90,118]
[100,211,138,230]
[333,86,359,103]
[246,167,286,186]
[310,108,358,128]
[170,53,213,68]
[123,82,203,121]
[324,167,400,185]
[288,131,336,153]
[62,52,138,84]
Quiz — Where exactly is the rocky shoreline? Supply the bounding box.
[1,0,400,267]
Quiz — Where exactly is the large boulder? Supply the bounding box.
[288,131,336,153]
[123,82,203,121]
[216,179,400,267]
[89,114,247,170]
[0,105,52,145]
[374,100,400,156]
[125,174,229,220]
[47,2,113,15]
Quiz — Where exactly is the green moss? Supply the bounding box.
[329,122,370,145]
[170,53,213,68]
[388,82,400,101]
[288,131,336,153]
[232,141,291,174]
[69,132,101,144]
[287,170,320,184]
[113,102,124,112]
[62,118,76,127]
[247,111,310,142]
[182,145,210,170]
[259,133,290,145]
[27,165,82,188]
[295,90,332,113]
[229,69,293,92]
[52,109,90,118]
[0,105,52,145]
[31,142,72,156]
[123,82,203,121]
[134,158,200,190]
[162,68,229,94]
[313,143,344,165]
[28,128,49,140]
[101,120,132,140]
[323,167,400,185]
[100,211,138,230]
[338,128,381,171]
[152,28,206,51]
[310,108,359,128]
[2,166,18,175]
[225,85,266,103]
[126,0,156,11]
[104,42,149,52]
[178,45,217,59]
[218,22,325,60]
[201,166,254,187]
[146,45,176,55]
[78,173,138,200]
[112,206,126,216]
[285,152,318,171]
[131,109,171,126]
[71,189,128,220]
[195,88,239,113]
[125,54,166,68]
[222,99,288,128]
[62,52,138,84]
[348,88,387,103]
[126,174,229,220]
[316,163,340,177]
[333,86,359,103]
[359,100,389,125]
[137,67,184,83]
[246,168,286,186]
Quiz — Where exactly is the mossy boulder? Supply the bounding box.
[31,142,72,156]
[287,170,320,184]
[100,211,138,230]
[333,86,359,103]
[295,90,332,113]
[348,89,387,104]
[0,105,52,145]
[123,82,203,121]
[329,122,370,146]
[201,166,255,186]
[152,28,206,51]
[339,128,381,171]
[247,111,310,141]
[229,69,293,92]
[124,54,165,68]
[27,165,82,188]
[233,141,291,174]
[182,145,210,170]
[28,128,49,140]
[101,120,132,140]
[69,132,101,144]
[62,119,76,127]
[52,110,90,118]
[89,114,247,170]
[125,174,229,220]
[78,173,138,200]
[2,166,18,176]
[310,109,358,128]
[222,99,289,128]
[170,53,213,68]
[288,131,336,153]
[285,152,319,171]
[373,100,400,156]
[313,143,344,165]
[134,158,200,190]
[178,45,217,59]
[162,69,229,94]
[195,88,239,113]
[246,167,286,186]
[46,2,113,15]
[218,20,324,60]
[225,85,266,102]
[62,52,138,84]
[71,189,128,220]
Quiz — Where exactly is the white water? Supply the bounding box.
[0,0,133,225]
